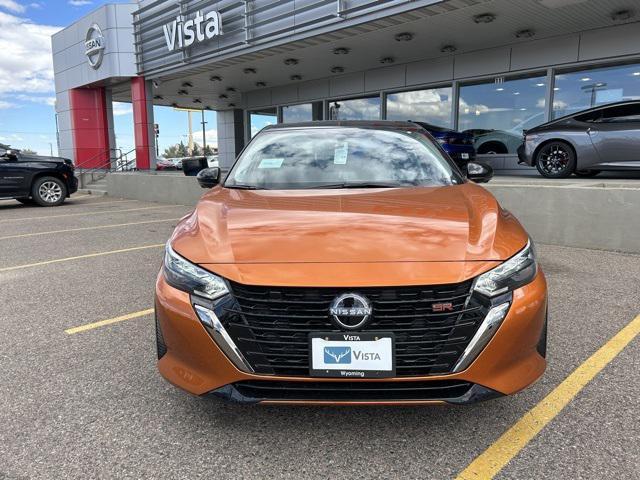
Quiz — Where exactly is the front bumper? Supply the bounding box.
[155,271,547,405]
[517,143,534,166]
[67,175,78,195]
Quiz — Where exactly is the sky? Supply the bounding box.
[0,0,217,157]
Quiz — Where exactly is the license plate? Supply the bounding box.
[309,332,395,378]
[461,153,469,159]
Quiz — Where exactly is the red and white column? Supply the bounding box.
[131,77,156,170]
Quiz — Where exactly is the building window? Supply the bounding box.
[329,96,380,120]
[553,63,640,118]
[386,87,453,128]
[282,103,312,123]
[249,107,277,138]
[458,75,547,154]
[281,102,323,123]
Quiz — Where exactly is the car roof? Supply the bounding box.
[262,120,423,131]
[535,99,640,129]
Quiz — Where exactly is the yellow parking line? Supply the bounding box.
[456,313,640,480]
[0,243,164,272]
[0,218,181,240]
[0,204,184,223]
[65,308,155,335]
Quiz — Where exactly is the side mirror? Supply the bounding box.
[467,162,493,183]
[197,167,220,189]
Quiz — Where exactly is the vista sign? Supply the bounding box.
[163,11,223,52]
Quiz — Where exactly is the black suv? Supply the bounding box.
[0,144,78,206]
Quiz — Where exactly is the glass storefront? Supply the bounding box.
[386,87,453,127]
[266,60,640,157]
[329,97,380,120]
[249,107,277,137]
[458,75,547,154]
[282,103,312,123]
[552,63,640,118]
[281,102,323,123]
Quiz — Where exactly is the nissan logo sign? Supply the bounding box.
[329,293,373,330]
[85,24,105,69]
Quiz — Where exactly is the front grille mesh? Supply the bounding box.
[221,281,486,377]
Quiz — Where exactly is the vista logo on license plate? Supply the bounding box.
[324,346,351,364]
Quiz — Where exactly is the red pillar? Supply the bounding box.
[69,87,111,168]
[131,77,152,170]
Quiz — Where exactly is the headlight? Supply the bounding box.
[474,240,537,297]
[163,243,228,300]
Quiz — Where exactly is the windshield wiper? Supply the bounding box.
[225,183,261,190]
[306,182,404,189]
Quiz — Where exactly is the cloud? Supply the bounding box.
[112,102,133,116]
[11,93,55,105]
[0,12,61,96]
[386,88,452,124]
[68,0,92,6]
[0,100,15,109]
[192,128,218,147]
[0,0,25,13]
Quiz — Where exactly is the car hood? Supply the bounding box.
[19,153,70,164]
[171,183,528,267]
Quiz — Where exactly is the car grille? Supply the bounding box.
[221,281,487,377]
[232,379,473,402]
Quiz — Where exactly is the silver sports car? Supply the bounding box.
[517,100,640,178]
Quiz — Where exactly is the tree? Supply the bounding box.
[176,141,188,157]
[162,144,179,158]
[203,145,215,156]
[21,148,37,155]
[191,143,201,156]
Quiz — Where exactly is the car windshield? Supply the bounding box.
[225,127,462,189]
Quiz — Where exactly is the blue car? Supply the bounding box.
[413,122,476,171]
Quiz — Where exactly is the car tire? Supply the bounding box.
[574,169,600,177]
[32,176,67,207]
[534,141,576,178]
[16,198,34,205]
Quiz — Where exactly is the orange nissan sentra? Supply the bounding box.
[155,121,547,405]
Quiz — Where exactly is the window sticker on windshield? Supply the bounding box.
[258,158,284,169]
[333,142,349,165]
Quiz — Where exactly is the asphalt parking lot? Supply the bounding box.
[0,194,638,479]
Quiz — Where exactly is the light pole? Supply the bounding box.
[201,109,207,154]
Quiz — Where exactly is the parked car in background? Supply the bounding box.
[206,155,219,168]
[412,122,475,171]
[156,157,183,171]
[468,113,546,155]
[518,100,640,178]
[0,144,78,206]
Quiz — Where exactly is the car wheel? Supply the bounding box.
[574,169,600,177]
[32,176,67,207]
[535,141,576,178]
[16,198,34,205]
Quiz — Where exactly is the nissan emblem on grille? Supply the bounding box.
[329,293,372,330]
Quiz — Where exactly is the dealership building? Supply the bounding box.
[52,0,640,171]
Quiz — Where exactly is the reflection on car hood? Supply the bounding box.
[171,183,528,265]
[19,154,69,164]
